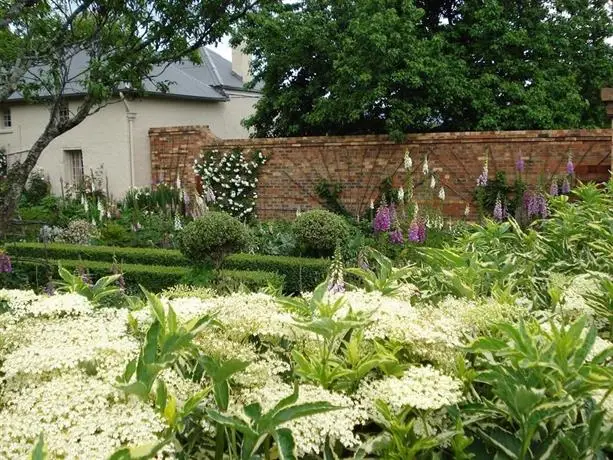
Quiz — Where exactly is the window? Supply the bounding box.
[2,108,11,128]
[65,149,84,185]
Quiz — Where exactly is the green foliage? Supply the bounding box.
[248,220,297,256]
[21,171,51,206]
[292,209,350,257]
[30,434,46,460]
[224,253,331,294]
[314,179,350,217]
[179,212,249,267]
[411,181,613,304]
[346,248,414,296]
[206,383,339,460]
[99,222,131,246]
[237,0,612,137]
[6,242,188,266]
[466,317,613,459]
[55,265,122,305]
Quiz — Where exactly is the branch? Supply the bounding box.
[0,0,40,29]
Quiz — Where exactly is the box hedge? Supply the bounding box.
[6,257,283,293]
[6,242,188,266]
[224,253,330,293]
[6,243,329,293]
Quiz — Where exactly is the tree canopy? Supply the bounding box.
[237,0,613,138]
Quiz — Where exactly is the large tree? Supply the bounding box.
[237,0,613,137]
[0,0,260,235]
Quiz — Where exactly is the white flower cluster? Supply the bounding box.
[194,149,266,219]
[232,381,365,457]
[0,372,165,459]
[0,295,166,458]
[558,273,611,330]
[356,365,463,417]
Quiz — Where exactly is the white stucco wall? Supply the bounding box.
[129,91,259,187]
[0,99,130,199]
[0,90,258,197]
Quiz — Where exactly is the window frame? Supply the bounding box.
[1,107,11,128]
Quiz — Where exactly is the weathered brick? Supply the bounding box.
[149,127,612,219]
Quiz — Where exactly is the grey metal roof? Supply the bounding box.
[7,47,256,102]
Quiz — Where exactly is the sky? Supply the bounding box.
[211,36,233,61]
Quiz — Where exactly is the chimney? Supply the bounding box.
[231,45,251,85]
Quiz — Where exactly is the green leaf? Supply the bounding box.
[205,408,255,435]
[474,427,520,459]
[182,388,210,416]
[272,401,340,425]
[163,393,177,426]
[142,287,165,326]
[273,428,297,460]
[117,381,150,400]
[30,433,46,460]
[143,321,161,364]
[155,379,167,412]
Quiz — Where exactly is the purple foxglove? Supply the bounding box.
[561,177,571,194]
[493,196,504,221]
[373,205,391,233]
[566,156,575,175]
[389,228,404,245]
[549,180,559,196]
[0,252,12,273]
[516,157,525,172]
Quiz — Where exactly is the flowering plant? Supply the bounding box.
[194,148,267,220]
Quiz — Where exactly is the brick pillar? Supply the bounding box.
[601,88,613,175]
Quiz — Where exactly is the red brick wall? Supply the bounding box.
[150,127,612,219]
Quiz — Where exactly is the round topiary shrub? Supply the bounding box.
[178,212,249,267]
[292,209,350,257]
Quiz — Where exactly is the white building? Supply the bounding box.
[0,47,259,198]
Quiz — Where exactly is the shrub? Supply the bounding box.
[5,242,188,266]
[224,253,330,293]
[4,257,282,294]
[292,209,350,257]
[99,223,131,246]
[22,170,51,205]
[178,212,249,267]
[58,219,98,245]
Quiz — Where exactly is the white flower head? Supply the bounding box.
[430,175,436,189]
[464,203,470,216]
[422,155,429,176]
[398,187,405,201]
[404,151,412,170]
[414,202,419,215]
[370,200,374,210]
[438,186,445,201]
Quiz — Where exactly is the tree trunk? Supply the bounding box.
[0,97,95,238]
[0,162,29,238]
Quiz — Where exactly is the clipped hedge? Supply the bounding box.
[224,253,330,293]
[6,243,329,294]
[5,242,188,266]
[8,257,283,293]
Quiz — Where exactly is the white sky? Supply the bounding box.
[211,36,233,61]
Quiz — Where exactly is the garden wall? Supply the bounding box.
[150,127,612,219]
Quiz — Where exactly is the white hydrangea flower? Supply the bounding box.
[356,365,462,417]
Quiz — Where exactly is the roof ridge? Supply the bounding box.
[202,47,224,88]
